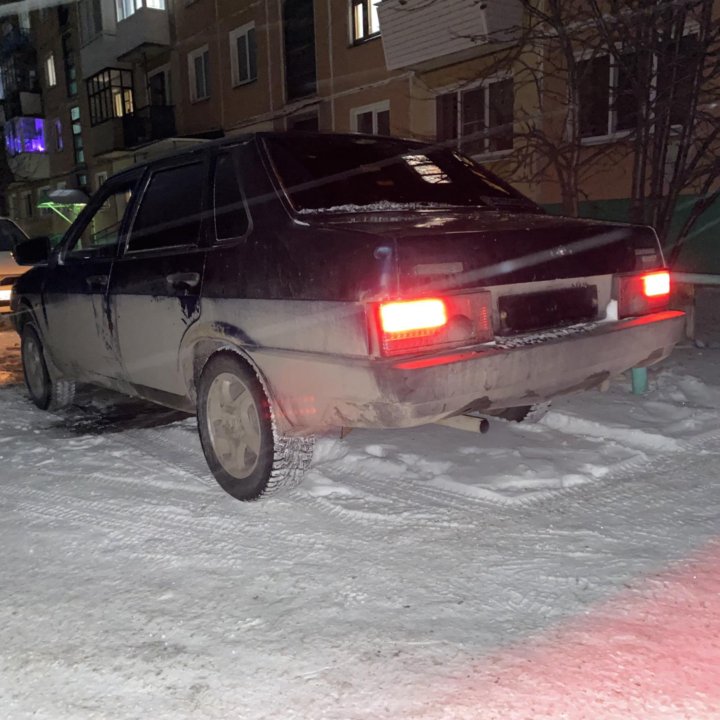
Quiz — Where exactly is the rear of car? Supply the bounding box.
[9,132,685,502]
[254,133,684,430]
[0,218,29,312]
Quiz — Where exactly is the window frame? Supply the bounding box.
[211,149,252,243]
[350,100,390,135]
[436,76,514,158]
[188,45,210,102]
[62,176,141,261]
[350,0,381,44]
[229,22,257,87]
[44,53,57,88]
[86,68,135,126]
[125,159,209,255]
[116,0,166,22]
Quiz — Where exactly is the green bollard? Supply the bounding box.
[631,367,648,395]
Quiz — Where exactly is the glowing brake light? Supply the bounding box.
[379,298,447,334]
[374,293,493,357]
[614,270,670,318]
[643,270,670,298]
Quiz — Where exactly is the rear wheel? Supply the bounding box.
[197,353,314,501]
[21,325,75,411]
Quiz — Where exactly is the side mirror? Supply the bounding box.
[13,235,51,265]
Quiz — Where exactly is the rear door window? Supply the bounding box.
[213,151,249,241]
[128,161,206,253]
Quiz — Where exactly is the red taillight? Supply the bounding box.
[379,298,447,334]
[375,293,493,356]
[643,270,670,298]
[614,270,670,318]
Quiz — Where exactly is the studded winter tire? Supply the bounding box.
[197,353,314,501]
[21,325,76,411]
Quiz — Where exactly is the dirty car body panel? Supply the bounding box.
[11,132,684,492]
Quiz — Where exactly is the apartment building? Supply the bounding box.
[0,0,581,233]
[1,0,717,270]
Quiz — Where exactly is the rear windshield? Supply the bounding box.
[0,219,26,251]
[262,134,538,214]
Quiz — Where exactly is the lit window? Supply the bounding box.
[86,68,134,126]
[436,77,514,155]
[230,23,257,86]
[351,0,381,43]
[3,117,46,156]
[116,0,165,21]
[188,46,210,102]
[45,54,57,87]
[70,106,84,164]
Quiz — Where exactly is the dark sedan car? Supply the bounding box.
[11,132,684,500]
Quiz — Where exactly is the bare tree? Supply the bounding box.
[468,0,720,260]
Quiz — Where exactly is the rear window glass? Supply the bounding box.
[0,219,26,251]
[262,135,537,213]
[128,162,205,252]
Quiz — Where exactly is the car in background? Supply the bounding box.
[0,218,29,312]
[10,132,685,501]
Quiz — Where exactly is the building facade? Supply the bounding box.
[1,0,717,269]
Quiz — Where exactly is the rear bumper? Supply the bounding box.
[256,310,686,432]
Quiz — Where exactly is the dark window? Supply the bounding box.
[436,93,458,146]
[129,163,205,252]
[658,33,701,126]
[234,26,257,85]
[437,78,513,154]
[488,78,514,152]
[283,0,316,100]
[461,86,485,155]
[70,105,84,165]
[87,68,134,125]
[61,32,77,97]
[213,153,249,240]
[615,51,642,132]
[578,55,610,137]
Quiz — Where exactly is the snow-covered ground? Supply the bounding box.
[1,293,720,719]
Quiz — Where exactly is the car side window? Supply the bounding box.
[65,184,135,259]
[214,152,249,241]
[127,162,206,253]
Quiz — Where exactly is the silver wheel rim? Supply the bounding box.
[206,372,262,479]
[24,334,46,400]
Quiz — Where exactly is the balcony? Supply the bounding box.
[92,105,176,157]
[2,90,42,122]
[4,117,50,180]
[0,27,31,60]
[377,0,523,71]
[115,7,170,62]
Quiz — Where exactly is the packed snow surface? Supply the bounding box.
[1,293,720,719]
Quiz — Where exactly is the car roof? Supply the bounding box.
[105,131,425,186]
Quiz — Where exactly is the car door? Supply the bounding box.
[40,175,140,382]
[110,156,209,399]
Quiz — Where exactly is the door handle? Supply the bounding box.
[85,274,109,290]
[166,272,200,291]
